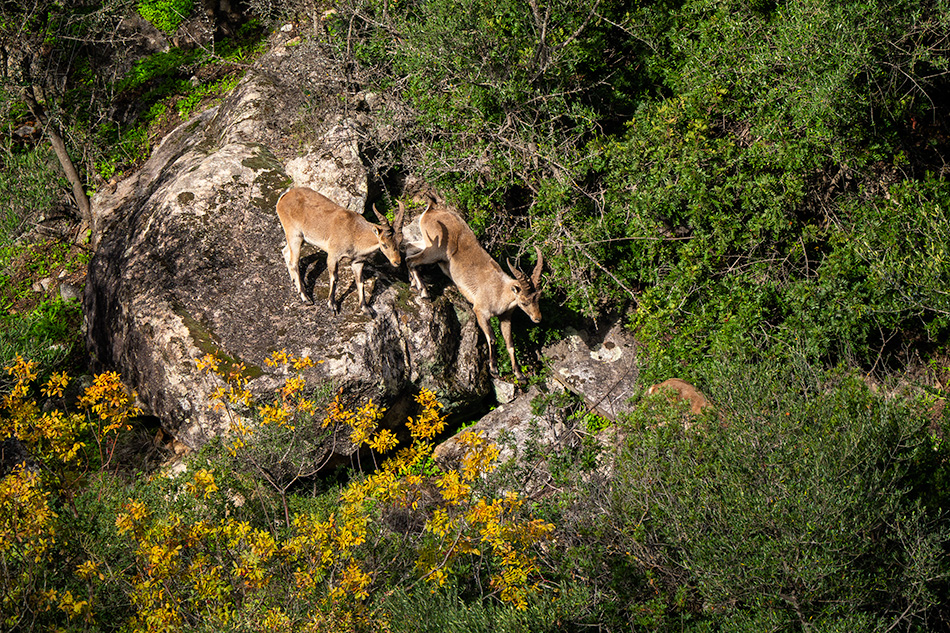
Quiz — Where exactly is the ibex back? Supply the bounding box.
[406,201,543,380]
[646,378,714,416]
[276,187,404,316]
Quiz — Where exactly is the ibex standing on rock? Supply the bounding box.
[276,187,405,316]
[406,200,543,381]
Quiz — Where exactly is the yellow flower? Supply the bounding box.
[406,388,447,440]
[188,469,219,499]
[195,353,221,373]
[436,470,471,505]
[76,559,104,581]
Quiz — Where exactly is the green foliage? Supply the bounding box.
[335,0,643,192]
[378,584,589,633]
[846,175,950,328]
[607,356,950,629]
[0,145,67,241]
[0,236,87,381]
[176,74,243,119]
[137,0,194,33]
[328,0,950,376]
[116,47,202,95]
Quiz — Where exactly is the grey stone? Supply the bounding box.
[84,50,493,460]
[59,282,82,302]
[283,121,368,212]
[544,320,641,421]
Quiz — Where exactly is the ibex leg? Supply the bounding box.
[282,232,308,303]
[406,248,446,298]
[475,310,499,377]
[351,261,374,316]
[499,317,524,381]
[326,256,341,313]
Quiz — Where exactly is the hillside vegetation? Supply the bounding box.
[331,0,950,380]
[2,0,950,631]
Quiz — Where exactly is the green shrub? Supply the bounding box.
[608,356,950,629]
[328,0,950,376]
[137,0,194,34]
[0,146,66,243]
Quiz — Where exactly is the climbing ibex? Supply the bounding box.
[406,199,543,380]
[276,187,404,316]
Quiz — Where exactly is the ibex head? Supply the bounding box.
[507,245,544,323]
[372,201,406,268]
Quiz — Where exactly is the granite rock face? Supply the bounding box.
[84,43,492,455]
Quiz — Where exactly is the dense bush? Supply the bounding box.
[601,356,950,630]
[321,0,950,376]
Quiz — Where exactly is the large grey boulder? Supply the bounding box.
[84,42,492,455]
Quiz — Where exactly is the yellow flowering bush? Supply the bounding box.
[1,351,558,631]
[201,352,555,618]
[1,355,140,482]
[0,355,140,629]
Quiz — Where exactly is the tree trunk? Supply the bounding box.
[47,123,92,231]
[22,84,93,238]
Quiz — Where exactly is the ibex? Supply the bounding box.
[406,200,543,381]
[276,187,405,316]
[646,378,714,416]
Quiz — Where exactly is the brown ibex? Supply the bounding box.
[276,187,404,316]
[406,200,543,381]
[646,378,714,416]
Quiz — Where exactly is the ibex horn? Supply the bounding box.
[507,256,531,288]
[507,258,524,280]
[394,200,406,234]
[372,204,391,228]
[531,245,543,288]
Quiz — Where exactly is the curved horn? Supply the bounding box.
[506,257,528,284]
[531,245,543,288]
[394,200,406,234]
[372,204,391,228]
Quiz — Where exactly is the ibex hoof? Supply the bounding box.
[328,302,340,314]
[361,305,377,318]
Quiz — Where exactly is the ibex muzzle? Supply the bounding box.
[406,201,543,380]
[276,187,404,316]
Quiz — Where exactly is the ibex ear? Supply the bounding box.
[511,282,523,295]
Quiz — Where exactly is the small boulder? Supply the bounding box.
[433,386,575,495]
[544,320,641,421]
